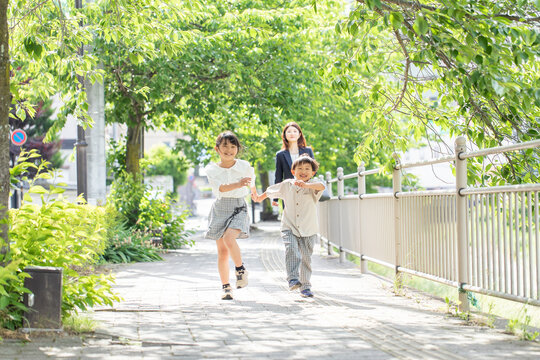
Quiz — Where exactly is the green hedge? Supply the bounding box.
[2,152,121,330]
[0,197,121,329]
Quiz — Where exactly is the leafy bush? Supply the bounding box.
[108,171,146,228]
[138,195,194,249]
[0,259,29,330]
[100,220,163,263]
[7,196,120,316]
[143,144,189,195]
[106,138,127,179]
[1,153,120,329]
[161,204,194,249]
[109,171,194,249]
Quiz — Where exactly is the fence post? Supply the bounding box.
[325,171,333,197]
[318,174,325,249]
[455,136,470,312]
[337,167,345,263]
[392,153,402,284]
[325,171,333,255]
[358,163,368,274]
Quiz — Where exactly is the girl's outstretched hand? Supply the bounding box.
[252,193,264,203]
[238,177,252,187]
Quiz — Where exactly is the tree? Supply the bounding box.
[85,1,206,175]
[174,1,373,214]
[1,0,9,255]
[92,1,338,177]
[319,0,540,184]
[93,0,367,217]
[1,0,102,250]
[178,1,394,193]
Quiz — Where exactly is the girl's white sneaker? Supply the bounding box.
[235,269,248,288]
[222,284,233,300]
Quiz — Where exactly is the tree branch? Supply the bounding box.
[356,0,540,24]
[9,0,49,30]
[387,29,410,114]
[194,72,230,82]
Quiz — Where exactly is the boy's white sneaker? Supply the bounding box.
[236,269,248,288]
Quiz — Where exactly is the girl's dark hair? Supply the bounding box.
[281,121,307,150]
[215,131,243,152]
[292,154,319,172]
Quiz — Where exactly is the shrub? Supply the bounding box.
[100,219,163,263]
[7,194,120,318]
[143,144,189,195]
[1,153,120,329]
[109,172,194,249]
[137,195,194,249]
[0,259,29,330]
[108,171,146,228]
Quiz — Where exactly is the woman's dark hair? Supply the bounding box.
[292,154,319,172]
[215,131,243,152]
[281,121,307,150]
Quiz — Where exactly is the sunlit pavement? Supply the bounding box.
[2,198,539,359]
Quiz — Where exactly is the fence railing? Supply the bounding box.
[318,136,540,311]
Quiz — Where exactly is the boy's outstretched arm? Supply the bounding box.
[294,180,325,191]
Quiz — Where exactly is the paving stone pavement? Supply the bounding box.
[2,215,540,359]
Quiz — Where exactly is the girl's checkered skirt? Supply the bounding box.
[204,197,250,240]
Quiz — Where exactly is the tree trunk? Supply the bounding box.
[257,164,277,221]
[126,122,142,175]
[0,1,10,257]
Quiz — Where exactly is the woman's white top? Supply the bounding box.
[290,152,299,163]
[205,159,256,199]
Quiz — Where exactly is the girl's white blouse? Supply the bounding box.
[205,159,256,199]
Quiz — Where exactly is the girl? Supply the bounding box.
[204,131,257,300]
[273,122,314,206]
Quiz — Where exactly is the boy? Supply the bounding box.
[253,154,325,297]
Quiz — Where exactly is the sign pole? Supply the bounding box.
[9,152,19,209]
[9,129,27,209]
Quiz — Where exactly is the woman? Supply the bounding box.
[273,122,314,206]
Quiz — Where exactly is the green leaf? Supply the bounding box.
[349,22,359,37]
[390,13,404,28]
[522,30,536,46]
[0,296,9,310]
[50,187,65,195]
[335,22,341,34]
[129,53,139,65]
[478,36,488,51]
[474,55,483,65]
[413,16,429,35]
[28,185,49,194]
[491,80,505,96]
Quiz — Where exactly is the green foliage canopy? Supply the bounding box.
[176,1,390,180]
[318,0,540,184]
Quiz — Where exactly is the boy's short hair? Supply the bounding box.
[292,154,319,172]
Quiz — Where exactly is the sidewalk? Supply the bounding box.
[1,211,540,359]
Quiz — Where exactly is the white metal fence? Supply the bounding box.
[318,136,540,311]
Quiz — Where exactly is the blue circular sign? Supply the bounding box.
[11,129,27,146]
